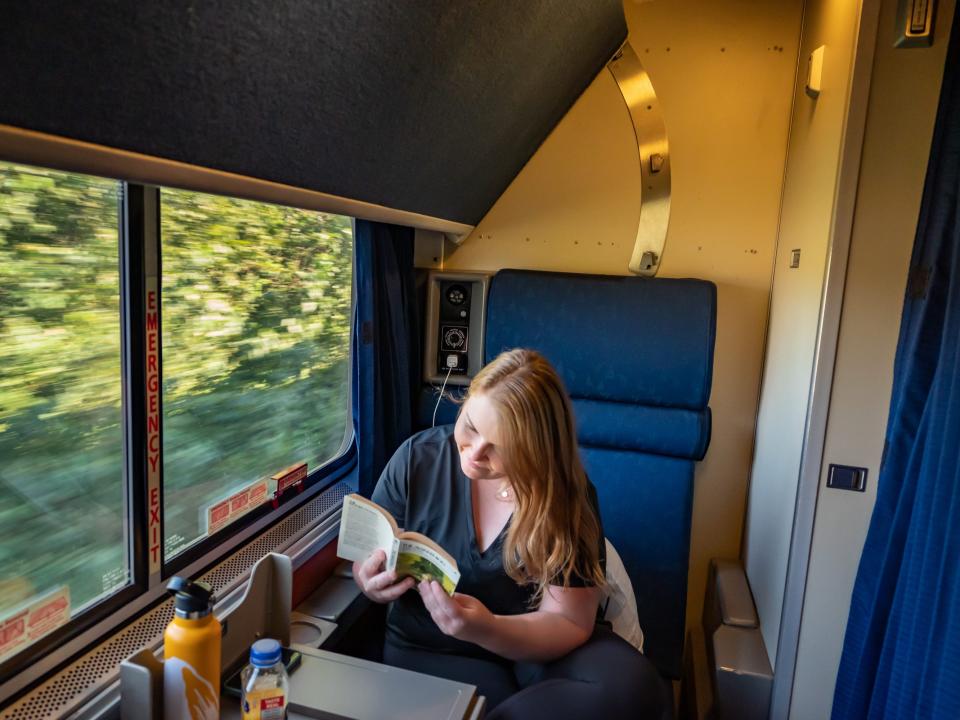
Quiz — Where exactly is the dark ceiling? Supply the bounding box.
[1,1,627,225]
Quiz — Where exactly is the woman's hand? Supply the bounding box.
[418,580,494,643]
[352,550,415,603]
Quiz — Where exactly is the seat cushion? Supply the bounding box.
[574,398,710,460]
[582,446,694,679]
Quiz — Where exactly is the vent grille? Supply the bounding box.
[1,481,348,720]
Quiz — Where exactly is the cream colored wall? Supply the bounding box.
[743,0,862,666]
[427,1,803,630]
[789,0,955,716]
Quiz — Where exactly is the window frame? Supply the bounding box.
[0,176,144,686]
[0,173,358,695]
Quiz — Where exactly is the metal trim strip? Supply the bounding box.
[0,125,474,239]
[607,42,672,277]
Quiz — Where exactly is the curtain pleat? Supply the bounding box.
[351,220,419,496]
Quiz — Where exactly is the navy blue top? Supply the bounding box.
[372,425,604,659]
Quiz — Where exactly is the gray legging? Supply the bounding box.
[383,625,666,719]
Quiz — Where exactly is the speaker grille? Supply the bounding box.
[0,481,349,719]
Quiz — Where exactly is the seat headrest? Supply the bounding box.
[485,270,717,410]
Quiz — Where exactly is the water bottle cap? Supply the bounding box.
[250,638,282,668]
[166,577,214,618]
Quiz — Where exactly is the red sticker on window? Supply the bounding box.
[273,461,307,505]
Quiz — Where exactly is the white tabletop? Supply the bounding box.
[220,645,484,720]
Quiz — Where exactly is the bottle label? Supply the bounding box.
[242,689,286,720]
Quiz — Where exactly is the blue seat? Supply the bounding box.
[422,269,716,679]
[484,270,716,679]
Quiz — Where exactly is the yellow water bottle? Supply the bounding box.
[163,577,221,720]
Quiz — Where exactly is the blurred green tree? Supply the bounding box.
[0,164,352,623]
[160,188,352,556]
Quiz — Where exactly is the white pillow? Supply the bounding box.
[602,538,645,653]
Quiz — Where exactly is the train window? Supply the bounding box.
[0,165,356,681]
[0,162,127,659]
[159,189,353,560]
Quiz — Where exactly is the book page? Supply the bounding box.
[395,534,461,595]
[336,494,399,564]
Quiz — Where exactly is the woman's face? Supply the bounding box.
[454,393,508,481]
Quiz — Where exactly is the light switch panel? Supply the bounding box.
[827,464,868,492]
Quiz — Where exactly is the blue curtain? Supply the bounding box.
[351,220,420,496]
[833,11,960,719]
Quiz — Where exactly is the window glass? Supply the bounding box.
[0,163,126,660]
[160,189,353,559]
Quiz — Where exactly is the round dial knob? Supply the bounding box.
[446,285,467,306]
[443,327,466,350]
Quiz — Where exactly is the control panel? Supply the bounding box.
[423,272,489,385]
[438,281,471,375]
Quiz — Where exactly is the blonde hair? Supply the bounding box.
[466,349,605,602]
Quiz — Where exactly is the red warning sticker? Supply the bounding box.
[205,478,270,535]
[273,461,307,497]
[0,586,70,661]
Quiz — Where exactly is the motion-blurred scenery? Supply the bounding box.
[0,162,352,625]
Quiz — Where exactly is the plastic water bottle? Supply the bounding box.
[241,638,289,719]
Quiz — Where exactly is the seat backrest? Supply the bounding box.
[483,269,716,678]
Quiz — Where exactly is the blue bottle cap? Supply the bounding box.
[250,638,282,668]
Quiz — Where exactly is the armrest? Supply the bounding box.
[297,575,361,622]
[293,563,386,660]
[713,560,759,629]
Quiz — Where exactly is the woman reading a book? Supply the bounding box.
[352,349,663,719]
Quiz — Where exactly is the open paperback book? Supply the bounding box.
[337,494,461,595]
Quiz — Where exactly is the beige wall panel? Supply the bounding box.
[743,0,861,666]
[790,0,955,716]
[436,0,802,630]
[441,70,641,274]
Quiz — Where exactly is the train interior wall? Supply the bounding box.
[744,0,866,671]
[418,0,805,637]
[414,0,956,713]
